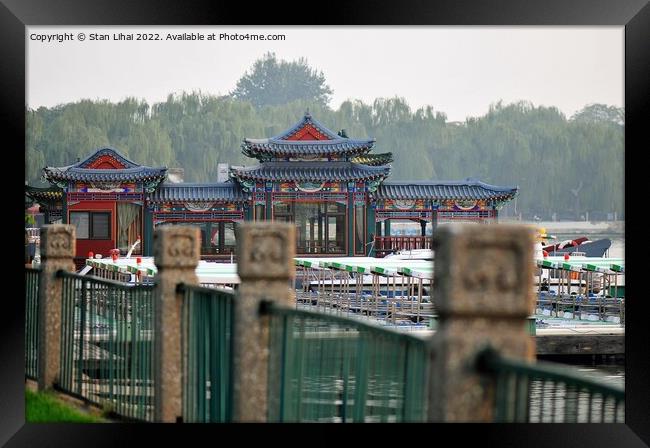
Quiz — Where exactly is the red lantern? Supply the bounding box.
[136,257,142,264]
[88,251,94,259]
[564,254,570,261]
[543,250,548,258]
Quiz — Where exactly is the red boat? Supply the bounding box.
[543,237,611,257]
[543,237,589,252]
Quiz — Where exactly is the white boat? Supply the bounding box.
[384,249,433,260]
[81,256,240,286]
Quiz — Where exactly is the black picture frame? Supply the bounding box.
[2,0,647,446]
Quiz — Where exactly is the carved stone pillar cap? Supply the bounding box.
[40,224,76,259]
[433,224,535,317]
[237,222,295,280]
[153,226,200,269]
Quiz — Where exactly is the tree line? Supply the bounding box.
[25,53,623,219]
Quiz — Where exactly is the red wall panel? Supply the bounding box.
[68,200,117,258]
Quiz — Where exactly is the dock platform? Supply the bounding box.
[535,325,624,355]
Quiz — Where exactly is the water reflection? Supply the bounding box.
[528,362,625,423]
[291,362,625,423]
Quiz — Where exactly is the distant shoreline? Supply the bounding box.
[500,219,624,236]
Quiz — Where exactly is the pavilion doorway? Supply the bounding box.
[273,200,346,254]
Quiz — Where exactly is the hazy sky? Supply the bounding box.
[27,26,623,122]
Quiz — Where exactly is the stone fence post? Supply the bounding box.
[153,226,200,423]
[427,224,536,422]
[232,222,295,422]
[37,225,76,391]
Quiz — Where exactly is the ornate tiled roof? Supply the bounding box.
[148,182,247,203]
[25,185,64,203]
[44,166,168,183]
[230,161,391,183]
[242,138,375,159]
[274,112,345,140]
[351,153,393,166]
[43,147,167,185]
[375,180,518,201]
[242,112,375,160]
[78,147,141,169]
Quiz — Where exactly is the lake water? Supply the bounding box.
[276,359,625,423]
[527,360,625,422]
[572,362,625,389]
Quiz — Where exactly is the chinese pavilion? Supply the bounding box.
[38,148,167,258]
[31,112,518,262]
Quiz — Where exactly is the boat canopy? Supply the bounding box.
[85,257,240,284]
[294,257,434,279]
[535,257,624,274]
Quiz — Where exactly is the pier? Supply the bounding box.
[535,326,624,356]
[76,250,626,358]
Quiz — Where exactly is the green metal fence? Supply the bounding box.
[57,271,155,421]
[25,267,41,380]
[178,283,235,423]
[476,347,625,423]
[264,303,430,422]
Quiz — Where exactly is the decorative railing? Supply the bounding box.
[57,271,155,421]
[68,192,144,202]
[153,210,244,222]
[271,191,348,202]
[475,347,625,423]
[374,236,432,256]
[177,283,235,423]
[375,210,433,221]
[437,210,495,220]
[25,267,41,380]
[262,303,430,422]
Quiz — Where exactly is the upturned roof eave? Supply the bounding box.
[148,182,247,203]
[268,112,343,140]
[380,179,518,192]
[374,182,518,201]
[43,166,168,182]
[229,161,390,182]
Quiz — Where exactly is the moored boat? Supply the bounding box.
[543,238,612,257]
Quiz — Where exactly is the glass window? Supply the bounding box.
[327,215,345,253]
[223,222,236,248]
[156,222,211,255]
[274,200,346,254]
[327,202,343,214]
[91,212,110,239]
[355,205,366,255]
[254,204,265,221]
[273,202,290,214]
[70,212,90,239]
[70,211,111,239]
